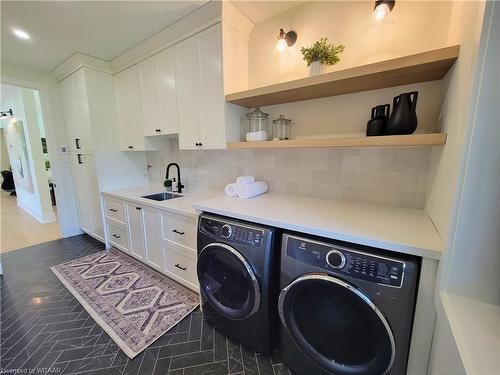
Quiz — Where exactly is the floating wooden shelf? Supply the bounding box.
[227,133,447,150]
[226,45,460,108]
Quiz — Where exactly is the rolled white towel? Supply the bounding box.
[224,183,238,197]
[237,181,269,199]
[236,176,255,185]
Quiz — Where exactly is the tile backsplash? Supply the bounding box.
[147,139,431,209]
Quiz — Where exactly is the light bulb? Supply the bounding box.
[374,3,390,22]
[276,38,288,52]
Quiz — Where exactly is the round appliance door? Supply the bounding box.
[278,274,395,375]
[197,243,260,320]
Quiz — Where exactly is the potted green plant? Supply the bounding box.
[300,37,345,76]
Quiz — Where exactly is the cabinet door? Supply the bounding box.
[126,66,147,149]
[83,154,104,241]
[72,70,93,152]
[197,26,225,149]
[70,153,92,234]
[126,203,146,260]
[139,56,160,136]
[114,70,132,150]
[143,208,163,271]
[156,47,178,134]
[59,77,78,151]
[175,38,201,150]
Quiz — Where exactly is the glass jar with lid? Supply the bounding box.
[272,115,292,140]
[246,108,269,141]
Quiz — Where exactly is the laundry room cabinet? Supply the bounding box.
[176,23,241,150]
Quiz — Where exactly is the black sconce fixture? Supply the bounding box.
[276,28,298,51]
[0,109,13,119]
[373,0,395,21]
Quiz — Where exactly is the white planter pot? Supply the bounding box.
[309,61,327,76]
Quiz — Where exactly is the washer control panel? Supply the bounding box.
[286,236,405,287]
[200,217,264,248]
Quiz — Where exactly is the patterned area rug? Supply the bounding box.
[51,249,199,359]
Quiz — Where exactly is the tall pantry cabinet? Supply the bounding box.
[59,68,104,241]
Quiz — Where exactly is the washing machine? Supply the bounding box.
[278,233,420,375]
[197,213,279,353]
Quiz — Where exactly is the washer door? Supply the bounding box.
[197,243,260,320]
[278,274,395,375]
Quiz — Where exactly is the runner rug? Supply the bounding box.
[51,249,199,358]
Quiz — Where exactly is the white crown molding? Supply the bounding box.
[52,52,112,81]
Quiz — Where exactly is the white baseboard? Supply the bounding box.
[17,200,56,224]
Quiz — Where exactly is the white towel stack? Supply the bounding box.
[224,176,268,199]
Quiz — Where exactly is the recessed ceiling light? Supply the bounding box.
[13,28,30,40]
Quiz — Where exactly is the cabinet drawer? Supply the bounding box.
[104,197,125,224]
[162,212,196,249]
[163,245,198,289]
[107,222,129,252]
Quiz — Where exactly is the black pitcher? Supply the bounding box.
[366,104,390,136]
[386,91,418,135]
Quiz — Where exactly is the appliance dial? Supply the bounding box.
[327,249,346,269]
[221,224,232,239]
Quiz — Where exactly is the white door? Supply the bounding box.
[70,153,92,234]
[197,26,225,149]
[60,77,79,152]
[143,208,163,271]
[176,38,201,150]
[126,203,146,260]
[156,47,178,134]
[126,66,147,150]
[72,70,93,152]
[114,70,132,150]
[139,56,161,136]
[83,154,104,241]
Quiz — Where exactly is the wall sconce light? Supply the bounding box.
[276,28,297,51]
[373,0,395,22]
[0,109,13,119]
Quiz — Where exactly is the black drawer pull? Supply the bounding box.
[172,229,185,235]
[175,264,187,271]
[136,207,142,210]
[128,145,133,149]
[155,129,161,132]
[112,234,121,239]
[109,208,118,212]
[75,138,81,149]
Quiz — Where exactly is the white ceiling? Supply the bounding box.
[232,0,306,24]
[1,1,207,71]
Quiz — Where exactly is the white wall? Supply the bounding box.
[1,85,55,223]
[248,0,454,87]
[1,64,81,236]
[0,131,10,170]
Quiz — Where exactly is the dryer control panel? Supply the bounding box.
[286,236,406,288]
[199,216,264,248]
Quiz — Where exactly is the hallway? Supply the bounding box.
[0,193,61,253]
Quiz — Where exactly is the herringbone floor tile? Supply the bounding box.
[0,234,290,375]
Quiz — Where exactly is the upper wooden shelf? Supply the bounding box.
[226,45,460,108]
[227,133,447,150]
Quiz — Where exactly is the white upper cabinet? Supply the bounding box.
[139,56,161,136]
[155,47,179,135]
[114,66,152,151]
[176,23,240,150]
[60,70,93,152]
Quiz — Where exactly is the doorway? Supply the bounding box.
[0,84,61,252]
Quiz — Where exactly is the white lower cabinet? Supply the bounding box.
[106,196,198,292]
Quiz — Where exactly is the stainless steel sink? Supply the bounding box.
[141,192,182,201]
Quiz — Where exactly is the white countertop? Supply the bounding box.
[101,187,219,218]
[192,193,443,259]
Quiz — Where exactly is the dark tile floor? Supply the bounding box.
[0,234,291,375]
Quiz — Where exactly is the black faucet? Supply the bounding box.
[165,163,184,194]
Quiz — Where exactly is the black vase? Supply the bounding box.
[386,91,418,135]
[366,104,390,136]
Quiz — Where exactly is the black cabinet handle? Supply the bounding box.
[77,154,83,164]
[128,145,133,149]
[195,143,199,146]
[199,142,203,146]
[75,138,81,149]
[112,234,120,239]
[109,208,118,212]
[155,129,161,133]
[172,229,185,235]
[136,207,142,210]
[175,264,187,271]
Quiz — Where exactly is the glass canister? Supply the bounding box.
[245,108,270,141]
[272,115,292,140]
